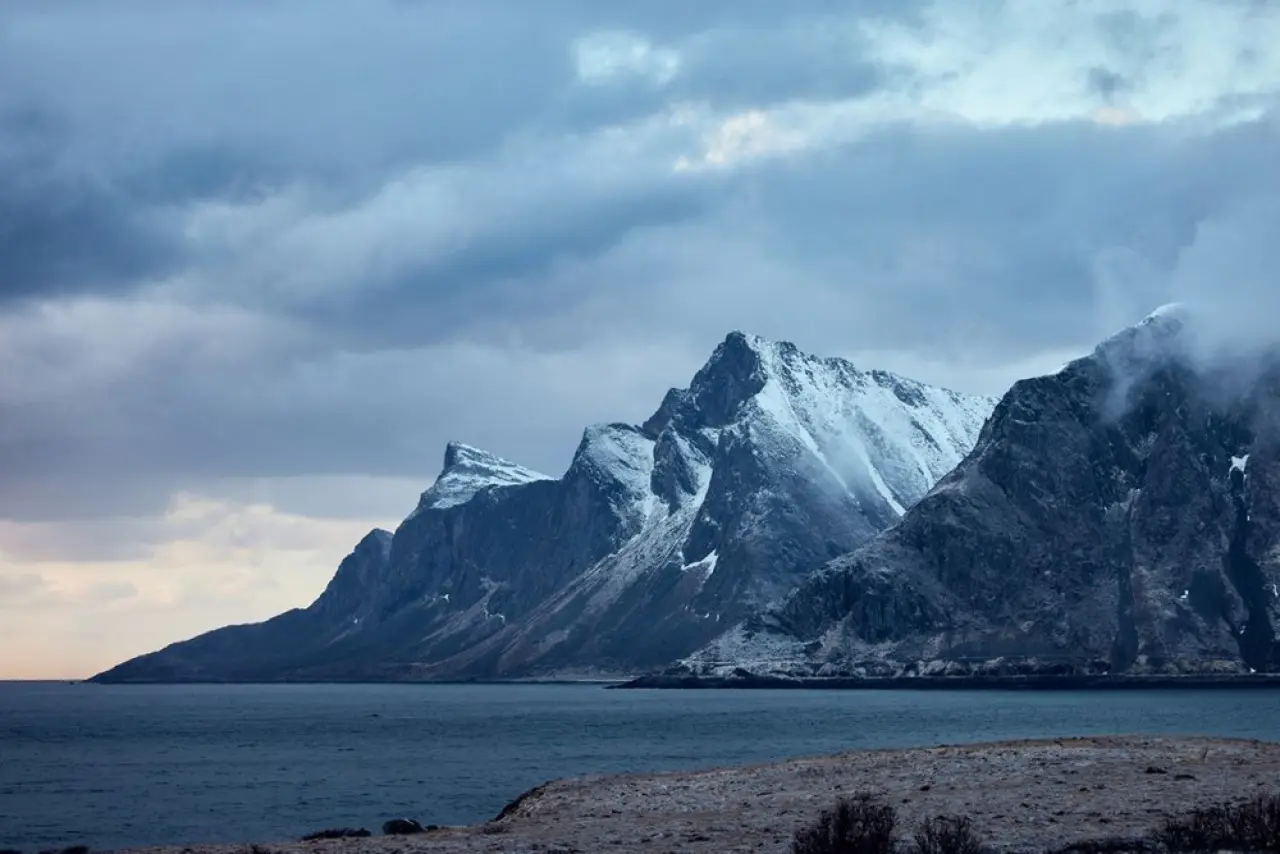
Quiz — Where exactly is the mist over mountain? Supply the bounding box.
[683,306,1280,679]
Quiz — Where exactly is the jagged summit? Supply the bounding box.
[442,440,494,470]
[1089,303,1192,366]
[417,441,552,512]
[357,528,393,552]
[665,330,772,429]
[642,331,807,433]
[646,330,985,437]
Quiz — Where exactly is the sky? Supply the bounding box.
[2,0,1279,679]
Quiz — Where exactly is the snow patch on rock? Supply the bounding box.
[415,442,552,513]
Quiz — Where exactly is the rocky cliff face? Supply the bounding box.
[92,332,993,682]
[685,307,1280,678]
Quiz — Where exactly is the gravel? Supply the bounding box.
[113,736,1280,854]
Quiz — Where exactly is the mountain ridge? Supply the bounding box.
[678,307,1280,679]
[92,330,994,683]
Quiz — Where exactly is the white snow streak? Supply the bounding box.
[682,551,719,578]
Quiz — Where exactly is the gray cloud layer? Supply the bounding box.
[2,0,1278,541]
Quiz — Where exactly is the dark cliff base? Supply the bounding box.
[613,672,1280,690]
[87,675,631,686]
[91,672,1280,689]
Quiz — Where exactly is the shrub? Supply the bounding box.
[792,792,897,854]
[1045,838,1157,854]
[913,815,985,854]
[1151,793,1280,852]
[1226,793,1280,849]
[1151,804,1229,852]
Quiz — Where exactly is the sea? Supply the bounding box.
[4,682,1280,852]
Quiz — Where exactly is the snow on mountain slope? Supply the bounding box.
[742,334,994,515]
[92,331,996,683]
[414,441,552,512]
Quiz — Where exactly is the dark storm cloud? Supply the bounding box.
[0,1,579,305]
[0,107,180,301]
[0,0,882,310]
[0,174,177,301]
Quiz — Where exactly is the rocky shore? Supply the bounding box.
[105,736,1280,854]
[613,672,1280,690]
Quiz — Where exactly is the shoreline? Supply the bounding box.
[70,677,635,686]
[612,672,1280,690]
[109,735,1280,853]
[69,672,1280,689]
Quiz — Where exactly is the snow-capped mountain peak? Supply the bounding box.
[648,331,997,522]
[744,343,995,516]
[1087,303,1191,365]
[417,441,552,511]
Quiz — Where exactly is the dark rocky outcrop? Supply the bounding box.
[686,307,1280,678]
[91,333,991,683]
[381,819,426,836]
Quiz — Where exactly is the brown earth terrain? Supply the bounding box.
[115,736,1280,854]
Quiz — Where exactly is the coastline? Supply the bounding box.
[76,676,635,686]
[79,669,1280,690]
[612,672,1280,690]
[110,736,1280,854]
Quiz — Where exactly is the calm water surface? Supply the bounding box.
[4,682,1280,851]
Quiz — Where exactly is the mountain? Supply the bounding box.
[92,332,994,683]
[681,307,1280,679]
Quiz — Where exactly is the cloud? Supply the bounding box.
[574,31,680,87]
[169,125,719,329]
[0,573,47,601]
[0,106,182,302]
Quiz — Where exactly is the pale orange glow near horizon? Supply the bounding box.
[0,495,395,680]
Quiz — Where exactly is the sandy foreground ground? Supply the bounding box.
[119,736,1280,854]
